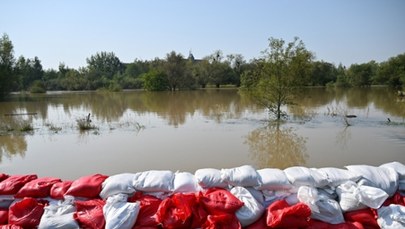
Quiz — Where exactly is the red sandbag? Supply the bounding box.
[65,174,108,198]
[50,180,73,199]
[0,174,8,182]
[343,208,379,229]
[8,198,46,228]
[383,191,405,206]
[74,199,105,229]
[308,219,365,229]
[199,188,244,215]
[0,225,23,229]
[202,214,241,229]
[0,175,37,195]
[155,193,197,229]
[14,177,61,198]
[0,209,8,224]
[266,199,311,228]
[129,192,162,228]
[244,214,267,229]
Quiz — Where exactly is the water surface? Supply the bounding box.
[0,88,404,179]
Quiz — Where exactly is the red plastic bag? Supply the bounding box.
[266,199,311,228]
[155,193,197,229]
[344,208,379,229]
[74,199,105,229]
[14,177,61,198]
[0,209,8,224]
[0,174,8,182]
[0,175,38,195]
[8,198,46,228]
[50,180,73,199]
[308,219,365,229]
[244,214,267,229]
[383,192,405,206]
[202,214,241,229]
[200,188,244,215]
[0,225,24,229]
[129,192,162,228]
[65,174,108,198]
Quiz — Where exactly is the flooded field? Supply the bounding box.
[0,87,404,179]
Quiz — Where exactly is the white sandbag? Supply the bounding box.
[172,172,200,193]
[346,165,398,196]
[38,198,79,229]
[318,167,362,187]
[377,204,405,229]
[230,186,265,227]
[262,190,297,207]
[221,165,260,187]
[336,181,388,212]
[100,173,139,199]
[103,194,140,229]
[297,186,345,224]
[133,170,174,192]
[246,187,265,206]
[255,168,292,191]
[194,168,227,188]
[284,166,328,187]
[380,161,405,179]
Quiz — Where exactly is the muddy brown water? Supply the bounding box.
[0,87,404,179]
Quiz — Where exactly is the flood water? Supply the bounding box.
[0,87,404,180]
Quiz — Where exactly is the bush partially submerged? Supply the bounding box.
[77,113,97,131]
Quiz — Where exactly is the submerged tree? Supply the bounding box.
[0,33,16,99]
[241,37,313,120]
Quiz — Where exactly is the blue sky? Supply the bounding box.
[1,0,404,70]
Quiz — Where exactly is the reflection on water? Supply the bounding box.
[0,87,404,178]
[246,123,308,169]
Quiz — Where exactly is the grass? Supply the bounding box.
[76,114,97,131]
[19,122,34,132]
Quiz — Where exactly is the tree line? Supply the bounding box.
[1,33,405,99]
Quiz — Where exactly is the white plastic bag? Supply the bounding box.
[100,173,139,199]
[284,166,328,187]
[38,197,79,229]
[318,167,362,187]
[377,204,405,229]
[297,186,344,224]
[255,168,292,190]
[194,168,227,188]
[103,194,140,229]
[221,165,260,187]
[346,165,399,196]
[230,186,265,227]
[380,161,405,179]
[133,170,174,192]
[172,172,200,193]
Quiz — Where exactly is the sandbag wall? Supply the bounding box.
[0,162,404,229]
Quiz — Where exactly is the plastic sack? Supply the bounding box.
[307,219,364,229]
[318,167,362,187]
[380,161,405,179]
[346,165,399,196]
[0,195,15,209]
[155,192,198,229]
[0,225,24,229]
[8,197,46,228]
[100,173,139,199]
[66,174,108,198]
[38,197,79,229]
[266,199,311,228]
[128,192,162,228]
[343,208,379,229]
[255,168,292,191]
[336,181,388,212]
[0,209,8,224]
[14,177,61,198]
[377,204,405,229]
[221,165,260,187]
[172,172,200,193]
[50,180,73,199]
[383,192,405,206]
[74,199,105,229]
[133,170,174,192]
[103,194,140,229]
[202,214,241,229]
[200,188,244,215]
[297,186,345,224]
[0,174,8,182]
[0,174,38,195]
[195,168,227,189]
[230,186,264,227]
[284,166,328,187]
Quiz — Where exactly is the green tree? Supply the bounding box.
[15,56,44,90]
[310,61,337,86]
[376,53,405,88]
[0,33,16,99]
[347,61,376,87]
[163,51,187,91]
[142,70,169,91]
[86,51,123,89]
[241,37,314,120]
